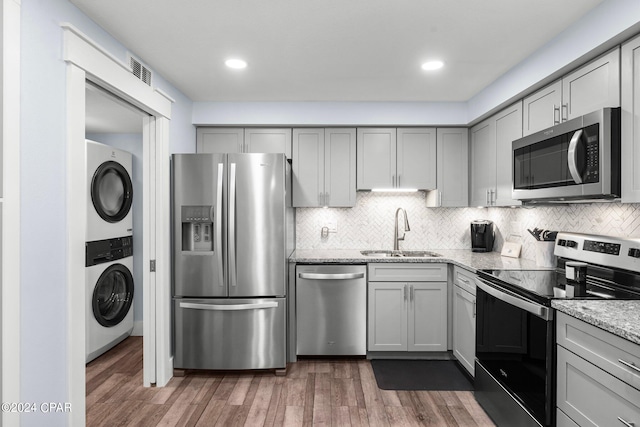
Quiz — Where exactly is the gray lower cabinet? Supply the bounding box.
[452,266,476,376]
[367,264,447,352]
[556,312,640,427]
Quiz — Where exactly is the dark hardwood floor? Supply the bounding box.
[86,337,495,426]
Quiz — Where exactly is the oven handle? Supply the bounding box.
[476,278,553,321]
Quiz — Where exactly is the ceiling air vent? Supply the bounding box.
[128,54,152,86]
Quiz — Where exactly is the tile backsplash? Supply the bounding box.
[296,192,640,261]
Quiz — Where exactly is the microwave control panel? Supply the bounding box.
[583,124,599,183]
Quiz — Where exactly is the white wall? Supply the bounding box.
[20,0,193,425]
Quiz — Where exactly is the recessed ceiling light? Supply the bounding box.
[421,60,444,71]
[225,59,247,69]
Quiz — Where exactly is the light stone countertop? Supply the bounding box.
[289,248,545,273]
[552,300,640,346]
[290,248,640,346]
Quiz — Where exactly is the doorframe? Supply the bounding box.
[2,1,21,426]
[63,23,173,426]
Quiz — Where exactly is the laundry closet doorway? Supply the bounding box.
[64,25,173,426]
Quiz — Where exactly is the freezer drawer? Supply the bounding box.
[296,265,367,355]
[174,297,286,370]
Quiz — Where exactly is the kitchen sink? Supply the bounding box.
[360,250,441,258]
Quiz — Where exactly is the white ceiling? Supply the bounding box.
[72,0,604,103]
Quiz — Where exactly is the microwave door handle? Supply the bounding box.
[567,129,584,184]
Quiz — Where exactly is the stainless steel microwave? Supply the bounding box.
[512,107,620,202]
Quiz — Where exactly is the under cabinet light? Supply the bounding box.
[225,59,247,69]
[371,188,419,193]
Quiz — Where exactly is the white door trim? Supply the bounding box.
[63,23,173,426]
[2,0,21,426]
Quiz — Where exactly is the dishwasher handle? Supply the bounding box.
[298,272,365,280]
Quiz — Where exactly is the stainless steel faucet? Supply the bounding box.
[393,208,411,251]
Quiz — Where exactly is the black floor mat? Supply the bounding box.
[370,360,474,391]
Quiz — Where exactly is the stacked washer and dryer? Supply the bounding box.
[85,140,135,363]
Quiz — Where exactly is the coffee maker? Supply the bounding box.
[471,220,494,252]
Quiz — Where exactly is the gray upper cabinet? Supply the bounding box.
[396,128,436,190]
[244,128,292,157]
[196,127,244,153]
[357,128,396,190]
[357,127,436,190]
[196,127,292,156]
[470,101,522,207]
[523,48,621,136]
[522,80,562,136]
[427,128,468,207]
[622,34,640,203]
[494,101,522,206]
[470,119,495,207]
[292,128,356,207]
[562,48,620,120]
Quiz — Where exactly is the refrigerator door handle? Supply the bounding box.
[216,163,224,287]
[179,301,278,311]
[229,162,237,287]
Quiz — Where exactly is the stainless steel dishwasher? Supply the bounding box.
[296,264,367,356]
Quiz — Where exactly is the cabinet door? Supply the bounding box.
[562,48,620,121]
[432,128,468,207]
[196,127,243,153]
[292,128,324,207]
[453,285,476,376]
[494,101,522,207]
[357,128,396,190]
[244,128,292,157]
[522,80,562,136]
[557,345,640,427]
[325,128,356,207]
[396,128,436,190]
[368,282,407,351]
[622,35,640,202]
[469,119,495,207]
[408,282,447,352]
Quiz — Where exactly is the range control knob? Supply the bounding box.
[566,240,578,248]
[629,248,640,258]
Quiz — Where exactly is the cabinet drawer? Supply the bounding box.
[453,266,476,295]
[368,263,447,282]
[557,345,640,427]
[557,312,640,390]
[556,409,579,427]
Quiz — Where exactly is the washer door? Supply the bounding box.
[93,264,134,327]
[91,161,133,223]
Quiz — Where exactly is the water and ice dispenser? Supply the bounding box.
[181,205,214,252]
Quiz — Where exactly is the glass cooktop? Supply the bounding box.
[478,268,640,304]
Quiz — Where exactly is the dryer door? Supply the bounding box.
[93,263,134,327]
[91,161,133,223]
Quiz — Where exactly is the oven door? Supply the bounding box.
[475,278,554,427]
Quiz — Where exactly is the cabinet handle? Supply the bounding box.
[410,285,414,302]
[392,175,396,188]
[491,189,496,205]
[404,285,407,302]
[618,359,640,374]
[473,301,476,318]
[325,192,330,206]
[553,105,560,125]
[486,190,489,206]
[398,175,401,188]
[318,192,322,206]
[561,103,568,122]
[438,190,442,207]
[617,417,635,427]
[458,276,470,284]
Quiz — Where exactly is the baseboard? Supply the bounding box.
[132,320,144,336]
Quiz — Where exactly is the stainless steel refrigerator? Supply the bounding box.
[172,153,294,370]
